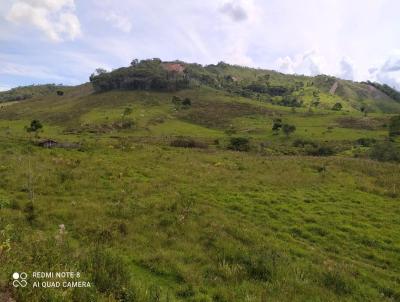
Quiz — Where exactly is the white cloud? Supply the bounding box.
[105,12,132,33]
[369,52,400,90]
[339,57,354,80]
[216,0,260,66]
[219,0,248,22]
[276,50,326,76]
[6,0,81,42]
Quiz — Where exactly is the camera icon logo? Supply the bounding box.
[12,272,28,288]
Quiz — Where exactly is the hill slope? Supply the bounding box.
[0,62,400,301]
[88,59,400,113]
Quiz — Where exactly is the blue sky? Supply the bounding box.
[1,0,400,91]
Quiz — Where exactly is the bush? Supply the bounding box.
[172,96,191,108]
[26,120,43,133]
[228,137,250,152]
[370,141,400,162]
[305,145,335,156]
[170,137,208,149]
[356,137,376,147]
[282,124,296,136]
[272,118,282,132]
[293,139,317,148]
[332,102,343,111]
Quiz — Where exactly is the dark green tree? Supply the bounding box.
[332,102,343,111]
[26,120,43,133]
[282,124,296,137]
[272,118,283,134]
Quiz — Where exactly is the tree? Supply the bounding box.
[282,124,296,137]
[272,118,283,134]
[389,115,400,137]
[182,98,191,106]
[95,68,107,75]
[332,102,343,111]
[130,59,139,66]
[370,141,400,162]
[360,105,368,117]
[228,137,250,152]
[26,120,43,134]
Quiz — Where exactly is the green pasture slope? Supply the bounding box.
[0,63,400,301]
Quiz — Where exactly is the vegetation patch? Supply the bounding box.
[170,137,208,149]
[335,116,387,130]
[178,99,272,128]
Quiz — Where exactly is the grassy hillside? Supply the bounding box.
[88,59,400,114]
[0,69,400,301]
[0,84,71,103]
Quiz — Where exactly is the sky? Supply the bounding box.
[1,0,400,91]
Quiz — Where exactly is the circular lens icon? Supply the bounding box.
[12,272,19,280]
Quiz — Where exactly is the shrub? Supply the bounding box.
[305,145,335,156]
[172,96,191,109]
[332,102,343,111]
[26,120,43,133]
[228,137,250,152]
[355,137,376,147]
[293,139,317,148]
[370,141,400,162]
[272,118,282,132]
[282,124,296,136]
[182,98,192,106]
[170,137,208,149]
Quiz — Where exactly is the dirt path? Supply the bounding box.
[329,81,338,94]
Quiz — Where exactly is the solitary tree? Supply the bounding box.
[272,118,283,134]
[282,124,296,137]
[26,120,43,137]
[332,102,343,111]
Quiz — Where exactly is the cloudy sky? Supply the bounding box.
[1,0,400,91]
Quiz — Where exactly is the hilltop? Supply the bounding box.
[0,59,400,301]
[3,59,400,113]
[88,59,400,113]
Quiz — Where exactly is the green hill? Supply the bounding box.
[0,60,400,301]
[88,59,400,113]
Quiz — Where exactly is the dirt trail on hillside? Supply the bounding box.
[329,81,338,94]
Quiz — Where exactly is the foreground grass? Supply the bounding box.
[0,87,399,301]
[0,139,399,301]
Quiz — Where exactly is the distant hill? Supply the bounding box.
[2,59,400,113]
[0,84,69,103]
[89,59,400,113]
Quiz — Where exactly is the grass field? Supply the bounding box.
[0,85,400,301]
